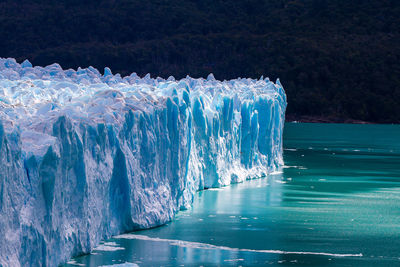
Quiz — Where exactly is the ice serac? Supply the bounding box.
[0,57,286,266]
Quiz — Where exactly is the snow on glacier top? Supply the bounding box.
[0,57,285,156]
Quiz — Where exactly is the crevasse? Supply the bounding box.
[0,58,286,266]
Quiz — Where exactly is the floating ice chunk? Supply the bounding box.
[99,263,139,267]
[94,245,125,252]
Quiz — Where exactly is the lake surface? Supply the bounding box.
[65,123,400,267]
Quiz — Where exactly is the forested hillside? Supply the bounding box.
[0,0,399,122]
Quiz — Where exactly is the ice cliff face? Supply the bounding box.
[0,58,286,266]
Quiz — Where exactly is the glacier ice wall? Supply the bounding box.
[0,58,286,266]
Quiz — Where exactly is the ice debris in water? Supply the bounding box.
[0,57,286,266]
[99,263,139,267]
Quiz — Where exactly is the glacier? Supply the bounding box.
[0,57,286,266]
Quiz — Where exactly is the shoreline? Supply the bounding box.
[285,115,373,124]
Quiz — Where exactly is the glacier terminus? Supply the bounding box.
[0,58,286,266]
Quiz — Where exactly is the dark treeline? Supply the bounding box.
[0,0,399,123]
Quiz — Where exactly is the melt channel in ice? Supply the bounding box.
[0,57,286,266]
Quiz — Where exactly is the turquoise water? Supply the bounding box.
[65,123,400,266]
